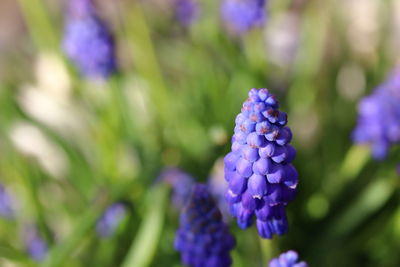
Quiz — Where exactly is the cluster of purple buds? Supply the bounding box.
[24,227,48,262]
[175,0,199,26]
[0,184,14,218]
[224,88,298,238]
[175,184,235,267]
[96,203,127,238]
[159,167,195,210]
[269,250,307,267]
[63,0,117,79]
[353,70,400,159]
[221,0,266,35]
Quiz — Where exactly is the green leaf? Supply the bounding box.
[121,185,168,267]
[42,196,109,267]
[16,0,58,50]
[331,177,395,237]
[0,243,36,267]
[325,145,370,198]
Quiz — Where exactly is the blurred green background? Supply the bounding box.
[0,0,400,266]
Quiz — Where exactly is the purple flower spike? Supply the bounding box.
[353,69,400,160]
[175,184,235,267]
[24,227,48,262]
[0,184,14,218]
[175,0,199,26]
[269,250,308,267]
[96,203,127,238]
[63,0,117,79]
[221,0,267,35]
[159,167,195,210]
[224,88,298,238]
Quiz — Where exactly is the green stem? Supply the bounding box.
[42,190,110,267]
[258,235,277,266]
[41,178,141,267]
[121,185,168,267]
[17,157,53,245]
[123,1,171,125]
[108,76,137,141]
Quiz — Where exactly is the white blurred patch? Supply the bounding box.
[208,158,230,222]
[210,158,225,185]
[18,85,87,139]
[209,125,228,145]
[342,0,381,56]
[336,62,365,101]
[0,259,19,267]
[18,52,89,140]
[35,52,71,101]
[10,122,69,178]
[265,12,300,68]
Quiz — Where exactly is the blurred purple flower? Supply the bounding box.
[224,88,298,238]
[63,0,117,79]
[175,0,199,26]
[265,12,300,69]
[353,69,400,159]
[175,184,235,267]
[269,250,307,267]
[159,167,195,210]
[24,227,48,262]
[221,0,266,35]
[0,184,14,218]
[96,203,127,238]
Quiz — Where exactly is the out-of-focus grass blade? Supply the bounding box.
[0,243,36,267]
[17,0,58,50]
[258,236,277,266]
[330,176,395,237]
[121,185,168,267]
[324,145,370,198]
[338,145,370,180]
[123,1,171,125]
[42,195,109,267]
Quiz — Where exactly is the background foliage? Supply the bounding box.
[0,0,399,266]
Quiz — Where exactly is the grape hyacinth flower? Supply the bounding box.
[224,88,298,238]
[0,184,14,218]
[269,250,307,267]
[175,184,235,267]
[175,0,199,26]
[221,0,266,35]
[353,70,400,159]
[96,203,127,237]
[63,0,117,79]
[24,227,48,262]
[159,167,195,210]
